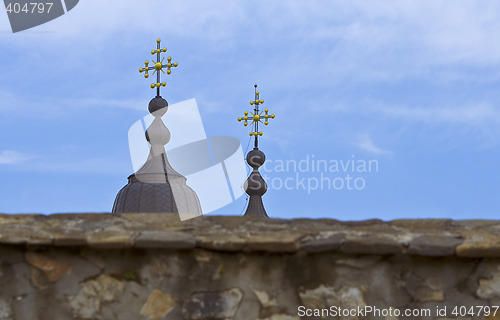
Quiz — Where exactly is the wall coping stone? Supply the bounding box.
[0,213,498,257]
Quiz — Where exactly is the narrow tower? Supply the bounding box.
[237,84,275,217]
[112,39,202,219]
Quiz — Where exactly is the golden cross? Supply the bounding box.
[238,84,275,148]
[138,39,178,97]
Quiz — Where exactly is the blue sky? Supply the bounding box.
[1,0,500,220]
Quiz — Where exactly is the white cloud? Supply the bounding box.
[3,0,500,105]
[372,103,500,125]
[357,135,392,155]
[67,97,146,111]
[0,91,147,118]
[254,1,500,84]
[5,1,500,66]
[1,0,246,42]
[28,157,130,174]
[0,150,36,164]
[2,152,131,174]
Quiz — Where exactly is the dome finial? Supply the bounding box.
[112,40,202,219]
[237,84,276,218]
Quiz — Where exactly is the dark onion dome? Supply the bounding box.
[112,96,202,217]
[242,148,268,217]
[112,174,177,213]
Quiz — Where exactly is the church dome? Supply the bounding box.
[112,96,202,218]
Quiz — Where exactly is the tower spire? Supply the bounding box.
[237,84,276,217]
[112,39,201,219]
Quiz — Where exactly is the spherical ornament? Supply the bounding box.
[150,84,155,88]
[167,63,172,67]
[243,116,248,120]
[167,57,172,61]
[264,115,268,119]
[163,48,167,52]
[259,132,263,136]
[271,114,275,119]
[250,101,254,105]
[244,122,248,126]
[157,39,161,43]
[173,62,178,67]
[256,91,259,95]
[139,68,143,73]
[265,121,268,125]
[249,132,254,136]
[151,50,155,55]
[244,111,248,115]
[162,82,166,87]
[246,149,266,168]
[155,62,162,70]
[260,100,264,104]
[238,117,242,121]
[255,100,259,104]
[253,114,260,121]
[156,49,160,54]
[167,70,171,75]
[145,74,149,78]
[156,83,161,88]
[145,61,149,65]
[148,96,168,116]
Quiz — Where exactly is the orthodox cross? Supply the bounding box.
[138,38,178,97]
[237,84,275,148]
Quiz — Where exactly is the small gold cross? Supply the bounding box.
[238,84,275,137]
[138,39,178,97]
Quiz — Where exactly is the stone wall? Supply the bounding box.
[1,214,500,320]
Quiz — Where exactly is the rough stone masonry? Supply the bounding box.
[0,213,500,319]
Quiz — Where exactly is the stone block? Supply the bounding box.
[140,289,176,320]
[182,288,243,319]
[68,274,125,320]
[299,233,345,252]
[341,234,402,255]
[0,298,12,320]
[457,234,500,257]
[196,234,246,251]
[408,235,463,256]
[247,234,299,252]
[135,231,195,249]
[87,230,135,249]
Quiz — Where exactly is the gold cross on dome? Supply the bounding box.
[138,38,178,97]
